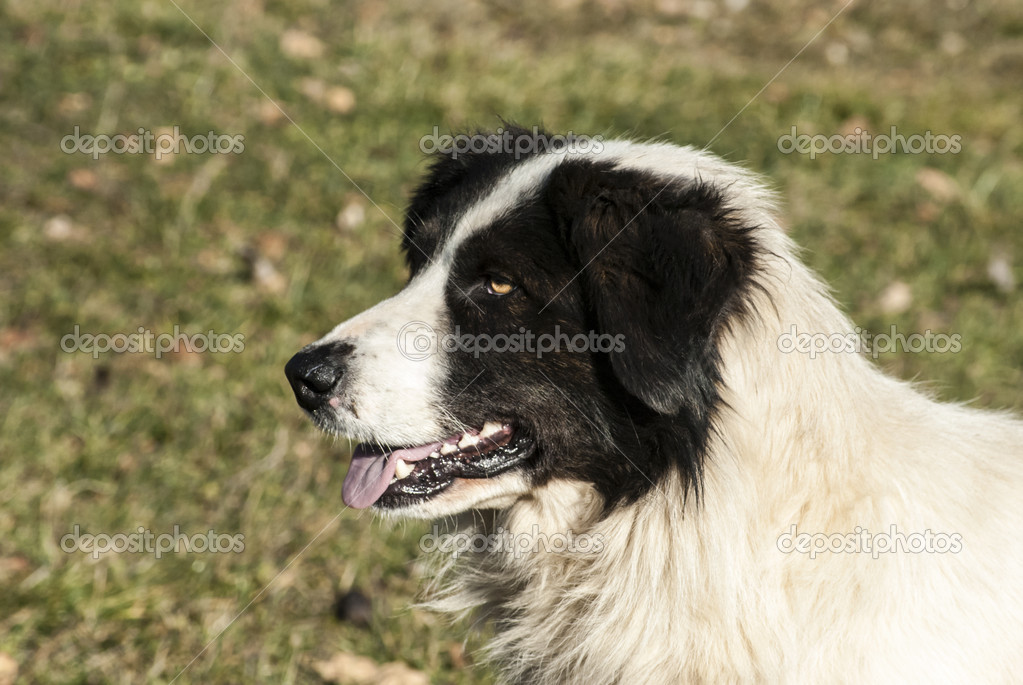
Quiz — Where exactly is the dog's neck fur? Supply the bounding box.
[424,226,1023,683]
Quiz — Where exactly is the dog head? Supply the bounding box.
[285,128,763,518]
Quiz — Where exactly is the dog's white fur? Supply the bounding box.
[406,142,1023,683]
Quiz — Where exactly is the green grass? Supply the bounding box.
[1,0,1021,682]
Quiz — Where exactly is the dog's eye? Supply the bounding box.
[486,275,517,296]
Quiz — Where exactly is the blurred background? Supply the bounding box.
[1,0,1021,682]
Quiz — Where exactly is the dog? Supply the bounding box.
[285,128,1023,683]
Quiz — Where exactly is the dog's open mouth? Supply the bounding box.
[342,422,535,509]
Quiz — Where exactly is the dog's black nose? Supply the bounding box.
[285,342,352,412]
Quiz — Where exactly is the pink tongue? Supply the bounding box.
[342,440,444,508]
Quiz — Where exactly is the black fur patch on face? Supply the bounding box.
[409,148,761,510]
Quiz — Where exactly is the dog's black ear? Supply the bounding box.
[547,162,759,416]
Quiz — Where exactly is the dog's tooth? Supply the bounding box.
[428,450,440,459]
[394,459,415,479]
[440,443,459,455]
[458,433,479,449]
[480,421,502,439]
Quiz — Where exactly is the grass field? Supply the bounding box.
[1,0,1021,682]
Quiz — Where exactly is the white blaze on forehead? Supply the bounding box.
[433,140,767,264]
[433,141,776,264]
[438,153,567,263]
[439,140,777,253]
